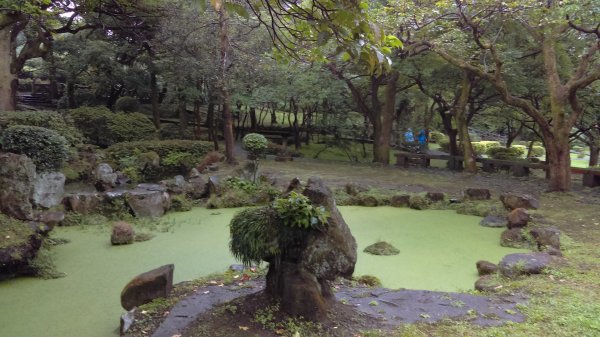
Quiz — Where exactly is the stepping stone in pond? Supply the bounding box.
[363,241,400,256]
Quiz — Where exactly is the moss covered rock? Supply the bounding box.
[363,241,400,256]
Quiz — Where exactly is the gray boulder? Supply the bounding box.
[32,172,65,209]
[187,175,208,199]
[530,227,561,250]
[35,211,65,228]
[499,252,553,278]
[266,177,357,321]
[121,264,174,310]
[476,260,498,276]
[125,189,170,218]
[0,153,36,220]
[390,194,411,207]
[479,215,506,228]
[94,163,118,191]
[207,176,220,196]
[500,193,539,210]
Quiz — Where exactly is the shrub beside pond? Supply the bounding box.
[2,125,69,172]
[0,110,83,146]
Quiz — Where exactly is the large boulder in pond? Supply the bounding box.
[500,193,539,210]
[499,252,553,278]
[32,172,65,209]
[0,153,36,220]
[125,189,170,218]
[266,177,357,320]
[121,264,174,310]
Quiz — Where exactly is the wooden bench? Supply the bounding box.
[476,158,548,177]
[572,167,600,188]
[395,152,465,170]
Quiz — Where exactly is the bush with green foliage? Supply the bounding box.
[0,110,83,145]
[429,131,447,143]
[159,124,195,140]
[68,107,156,147]
[108,140,212,179]
[229,207,280,266]
[170,195,193,212]
[530,145,545,158]
[2,125,69,172]
[272,191,329,229]
[242,133,268,156]
[486,146,525,160]
[114,96,140,113]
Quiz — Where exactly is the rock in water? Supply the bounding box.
[363,241,400,256]
[499,253,553,278]
[476,260,498,276]
[125,189,170,218]
[121,264,174,310]
[111,221,135,245]
[0,153,36,220]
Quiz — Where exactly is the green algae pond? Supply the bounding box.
[0,207,526,337]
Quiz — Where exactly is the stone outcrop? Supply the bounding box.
[425,192,445,202]
[500,193,539,210]
[390,194,410,207]
[32,172,65,209]
[93,163,118,191]
[125,187,170,218]
[63,192,104,214]
[266,177,357,320]
[530,227,561,251]
[500,228,530,248]
[121,264,175,310]
[0,153,36,220]
[499,252,553,278]
[479,215,506,228]
[474,275,502,292]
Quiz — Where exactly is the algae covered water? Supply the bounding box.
[0,207,525,337]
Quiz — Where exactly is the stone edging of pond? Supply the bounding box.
[133,279,527,337]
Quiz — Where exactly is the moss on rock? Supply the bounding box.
[363,241,400,256]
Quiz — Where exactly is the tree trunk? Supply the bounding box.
[177,88,188,135]
[590,144,599,167]
[150,71,160,128]
[217,7,235,164]
[373,71,398,164]
[66,81,76,108]
[0,26,17,111]
[207,102,219,150]
[456,72,477,173]
[249,107,257,130]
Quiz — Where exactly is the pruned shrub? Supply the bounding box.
[68,107,156,147]
[0,110,83,145]
[530,145,545,158]
[242,133,268,157]
[107,140,213,178]
[159,123,195,140]
[229,207,280,266]
[2,125,69,172]
[114,96,140,113]
[429,131,447,143]
[486,146,525,160]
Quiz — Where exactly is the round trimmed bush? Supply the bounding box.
[242,133,268,156]
[2,125,69,172]
[114,96,140,113]
[0,110,83,145]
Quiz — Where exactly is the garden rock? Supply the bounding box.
[499,252,553,278]
[390,194,410,207]
[207,176,220,195]
[32,172,66,209]
[188,168,201,178]
[476,260,498,276]
[120,308,136,335]
[358,195,378,207]
[187,176,208,199]
[426,192,445,202]
[500,228,529,248]
[125,189,170,218]
[409,195,429,210]
[507,208,530,229]
[267,177,357,320]
[35,211,65,228]
[474,275,502,292]
[0,153,36,220]
[364,241,400,256]
[121,264,174,310]
[111,221,135,245]
[160,176,187,195]
[285,177,302,193]
[64,192,103,214]
[94,163,118,191]
[345,183,368,196]
[136,183,167,192]
[464,188,491,200]
[479,215,506,228]
[529,227,561,250]
[500,193,539,210]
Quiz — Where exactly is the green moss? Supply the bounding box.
[355,275,382,287]
[170,195,193,212]
[0,214,35,249]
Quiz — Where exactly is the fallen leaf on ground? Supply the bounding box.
[238,326,249,331]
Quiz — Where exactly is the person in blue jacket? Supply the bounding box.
[404,128,415,144]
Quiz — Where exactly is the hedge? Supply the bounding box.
[0,110,83,145]
[486,146,525,160]
[2,125,69,172]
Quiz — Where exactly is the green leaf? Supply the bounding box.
[317,31,331,46]
[385,35,403,49]
[224,2,249,19]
